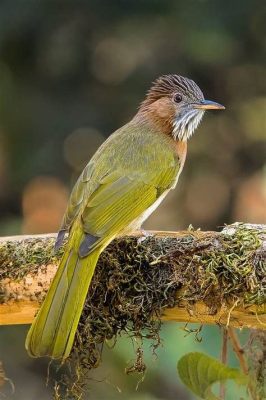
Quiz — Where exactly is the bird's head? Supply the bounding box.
[139,74,225,141]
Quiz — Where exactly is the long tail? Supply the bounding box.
[25,227,102,359]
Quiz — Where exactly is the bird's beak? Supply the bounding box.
[193,99,225,110]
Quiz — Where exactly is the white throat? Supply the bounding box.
[172,110,204,141]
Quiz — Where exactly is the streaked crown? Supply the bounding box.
[144,74,204,107]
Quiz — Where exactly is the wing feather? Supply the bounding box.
[79,166,178,254]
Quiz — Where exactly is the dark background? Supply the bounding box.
[0,0,265,399]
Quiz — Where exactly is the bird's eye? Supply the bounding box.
[173,94,182,103]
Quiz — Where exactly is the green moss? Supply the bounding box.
[171,224,265,307]
[54,224,265,399]
[0,237,63,281]
[0,224,264,399]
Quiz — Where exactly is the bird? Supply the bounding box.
[26,74,225,359]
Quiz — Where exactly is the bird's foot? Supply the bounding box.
[137,229,153,244]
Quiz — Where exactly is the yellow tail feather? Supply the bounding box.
[26,232,102,359]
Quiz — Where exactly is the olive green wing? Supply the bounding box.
[55,163,96,248]
[78,166,178,256]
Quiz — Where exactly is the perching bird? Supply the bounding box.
[26,74,224,359]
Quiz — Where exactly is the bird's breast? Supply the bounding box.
[174,140,187,167]
[122,189,170,234]
[170,140,187,189]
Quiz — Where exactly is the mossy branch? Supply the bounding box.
[0,223,265,330]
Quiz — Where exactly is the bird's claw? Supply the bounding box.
[137,229,153,244]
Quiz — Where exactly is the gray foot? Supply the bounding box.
[137,229,153,244]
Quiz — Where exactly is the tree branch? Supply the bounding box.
[220,328,228,399]
[228,327,257,400]
[0,223,265,329]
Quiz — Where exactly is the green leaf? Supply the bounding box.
[177,352,248,400]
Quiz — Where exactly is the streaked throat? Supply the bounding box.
[172,109,204,141]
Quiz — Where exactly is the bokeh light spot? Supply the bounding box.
[238,97,266,140]
[91,37,147,84]
[233,169,266,223]
[63,127,104,172]
[185,173,229,225]
[22,177,69,234]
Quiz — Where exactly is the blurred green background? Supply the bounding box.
[0,0,265,399]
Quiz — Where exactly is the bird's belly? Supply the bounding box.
[122,189,170,234]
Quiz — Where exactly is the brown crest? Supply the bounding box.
[140,74,204,110]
